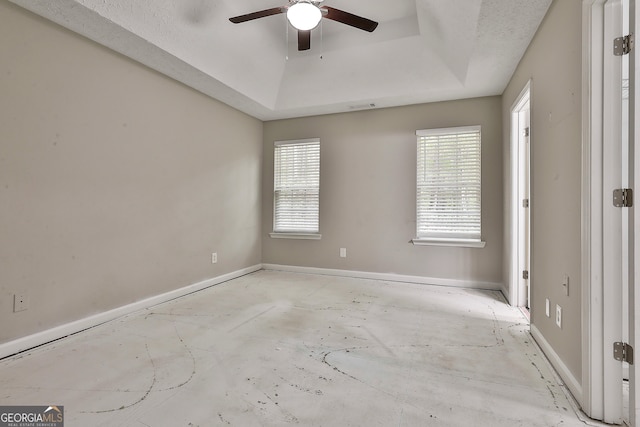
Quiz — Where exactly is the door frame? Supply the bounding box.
[509,81,532,308]
[582,1,606,419]
[582,0,626,423]
[629,0,640,423]
[602,0,624,422]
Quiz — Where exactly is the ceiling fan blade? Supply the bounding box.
[322,7,378,32]
[298,30,311,51]
[229,7,284,24]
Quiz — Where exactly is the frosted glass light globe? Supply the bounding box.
[287,2,322,31]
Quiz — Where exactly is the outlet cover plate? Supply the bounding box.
[14,294,28,312]
[555,305,562,328]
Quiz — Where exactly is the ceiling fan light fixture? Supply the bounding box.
[287,2,322,31]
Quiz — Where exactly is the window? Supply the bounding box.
[270,138,321,239]
[413,126,484,247]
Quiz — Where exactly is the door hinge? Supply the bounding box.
[613,188,633,207]
[614,342,634,364]
[523,127,530,137]
[614,33,635,56]
[522,199,529,208]
[522,270,529,280]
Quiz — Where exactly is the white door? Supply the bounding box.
[510,82,531,309]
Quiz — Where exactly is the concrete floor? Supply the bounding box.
[1,270,588,426]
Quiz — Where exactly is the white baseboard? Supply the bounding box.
[531,324,583,404]
[501,282,511,304]
[262,263,503,290]
[0,264,262,360]
[0,264,502,360]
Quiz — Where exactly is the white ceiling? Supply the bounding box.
[10,0,552,121]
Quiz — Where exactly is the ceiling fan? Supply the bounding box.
[229,1,378,51]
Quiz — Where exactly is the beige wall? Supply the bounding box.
[263,97,503,285]
[502,0,582,382]
[0,2,263,344]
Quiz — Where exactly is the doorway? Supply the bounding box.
[510,81,531,311]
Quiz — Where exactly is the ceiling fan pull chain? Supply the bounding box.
[285,14,288,60]
[319,18,323,59]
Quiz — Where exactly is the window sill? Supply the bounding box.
[270,232,322,240]
[411,238,486,248]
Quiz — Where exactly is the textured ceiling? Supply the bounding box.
[10,0,552,120]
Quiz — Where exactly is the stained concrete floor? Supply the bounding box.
[1,270,589,426]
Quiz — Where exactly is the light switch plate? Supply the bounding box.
[545,299,550,317]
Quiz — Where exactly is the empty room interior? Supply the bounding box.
[1,0,638,425]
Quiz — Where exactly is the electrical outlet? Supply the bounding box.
[340,248,347,258]
[556,305,562,328]
[13,294,28,312]
[545,299,550,317]
[211,252,218,264]
[562,274,569,296]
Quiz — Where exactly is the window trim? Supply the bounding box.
[271,138,321,240]
[270,232,322,240]
[411,238,486,248]
[413,125,484,248]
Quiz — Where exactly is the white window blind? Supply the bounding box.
[416,126,481,242]
[273,139,320,234]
